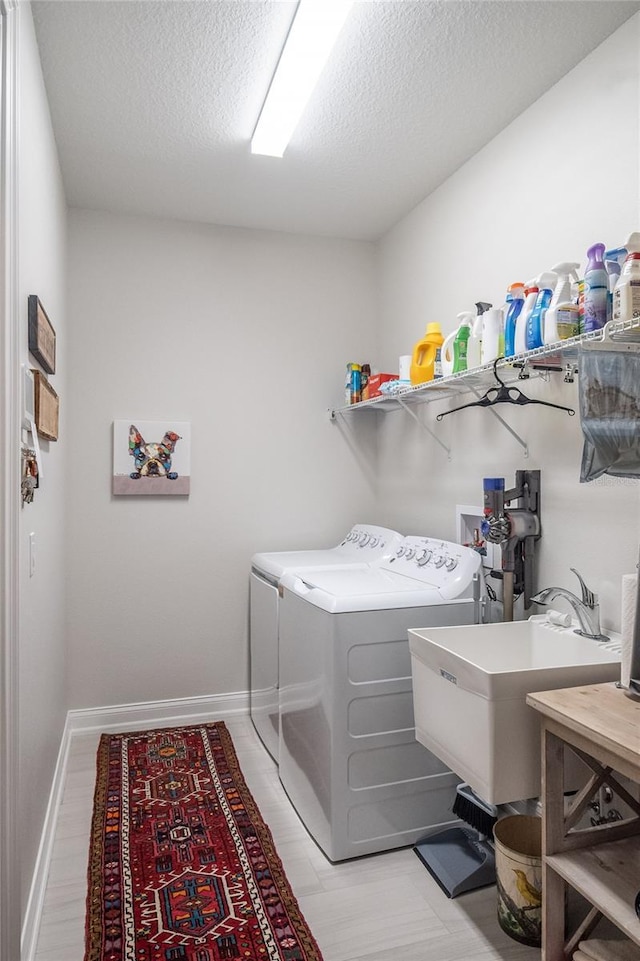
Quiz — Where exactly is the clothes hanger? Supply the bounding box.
[436,358,575,421]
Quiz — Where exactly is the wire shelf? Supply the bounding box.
[330,318,640,419]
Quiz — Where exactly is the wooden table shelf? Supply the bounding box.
[527,683,640,960]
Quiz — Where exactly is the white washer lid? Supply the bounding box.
[252,547,351,579]
[280,567,449,613]
[251,525,403,578]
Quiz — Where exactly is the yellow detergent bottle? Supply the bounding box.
[410,322,444,385]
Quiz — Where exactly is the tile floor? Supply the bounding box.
[33,715,542,961]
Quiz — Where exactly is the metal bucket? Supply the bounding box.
[493,815,542,947]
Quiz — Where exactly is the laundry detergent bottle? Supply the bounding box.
[582,243,608,332]
[440,330,456,376]
[612,252,640,324]
[605,248,627,322]
[503,283,525,358]
[526,272,556,350]
[482,307,505,364]
[410,322,444,385]
[452,313,473,373]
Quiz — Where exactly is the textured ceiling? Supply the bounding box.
[31,0,640,241]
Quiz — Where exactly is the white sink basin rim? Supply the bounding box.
[408,617,621,804]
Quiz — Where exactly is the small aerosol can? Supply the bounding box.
[349,363,362,404]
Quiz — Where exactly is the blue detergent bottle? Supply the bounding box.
[583,243,608,332]
[526,272,557,350]
[503,283,525,357]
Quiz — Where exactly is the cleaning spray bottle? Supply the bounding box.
[410,322,444,385]
[503,283,525,358]
[624,231,640,254]
[515,282,538,354]
[467,302,491,369]
[543,262,580,344]
[526,272,557,350]
[582,243,608,332]
[452,312,474,374]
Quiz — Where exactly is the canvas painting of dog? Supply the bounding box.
[112,420,191,495]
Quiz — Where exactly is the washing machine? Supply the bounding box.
[249,524,404,763]
[277,536,485,861]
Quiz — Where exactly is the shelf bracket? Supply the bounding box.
[468,387,529,457]
[396,397,452,460]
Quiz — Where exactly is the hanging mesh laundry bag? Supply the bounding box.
[579,347,640,483]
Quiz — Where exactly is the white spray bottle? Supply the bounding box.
[515,281,539,354]
[543,262,580,344]
[468,302,491,369]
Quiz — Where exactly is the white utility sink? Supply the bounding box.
[408,617,621,806]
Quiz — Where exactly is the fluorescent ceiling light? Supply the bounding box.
[251,0,354,158]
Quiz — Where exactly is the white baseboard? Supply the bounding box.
[66,689,249,734]
[21,714,73,961]
[22,690,250,961]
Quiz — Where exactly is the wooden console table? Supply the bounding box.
[526,683,640,960]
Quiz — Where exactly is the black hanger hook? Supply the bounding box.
[492,357,507,388]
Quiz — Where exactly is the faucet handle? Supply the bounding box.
[570,568,597,608]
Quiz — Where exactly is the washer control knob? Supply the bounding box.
[404,548,416,560]
[359,533,370,545]
[369,537,379,548]
[396,546,405,557]
[417,550,432,567]
[434,555,446,569]
[445,557,458,571]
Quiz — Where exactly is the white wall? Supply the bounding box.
[65,209,378,708]
[16,5,640,926]
[375,16,640,629]
[17,2,68,913]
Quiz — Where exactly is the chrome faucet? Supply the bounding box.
[530,568,609,641]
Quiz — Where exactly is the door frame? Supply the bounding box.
[0,1,21,958]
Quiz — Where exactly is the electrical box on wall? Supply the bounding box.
[456,504,500,573]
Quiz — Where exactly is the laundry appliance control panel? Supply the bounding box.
[383,536,484,599]
[337,525,402,554]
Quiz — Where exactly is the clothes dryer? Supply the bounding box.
[278,537,485,861]
[249,525,403,762]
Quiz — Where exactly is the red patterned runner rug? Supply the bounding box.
[85,722,323,961]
